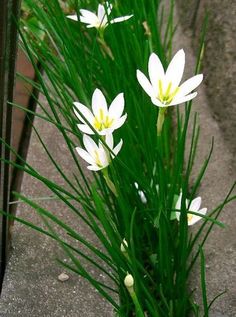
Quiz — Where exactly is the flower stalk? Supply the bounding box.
[97,37,114,60]
[102,168,118,197]
[124,274,145,317]
[157,107,167,136]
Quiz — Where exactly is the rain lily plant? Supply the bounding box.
[175,192,207,226]
[3,0,235,317]
[67,2,133,33]
[74,88,127,135]
[137,49,203,135]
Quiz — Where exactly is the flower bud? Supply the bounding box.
[120,238,128,253]
[124,273,134,289]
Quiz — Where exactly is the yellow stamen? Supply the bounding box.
[104,116,110,126]
[157,80,180,105]
[94,150,102,167]
[166,87,180,103]
[165,82,172,97]
[158,80,163,100]
[99,108,104,121]
[93,112,114,131]
[94,117,102,130]
[106,116,114,127]
[187,213,194,222]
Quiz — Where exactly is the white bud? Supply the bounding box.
[120,238,128,253]
[124,273,134,289]
[138,190,147,204]
[134,182,147,204]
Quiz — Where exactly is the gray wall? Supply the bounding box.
[177,0,236,164]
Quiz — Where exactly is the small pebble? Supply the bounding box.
[58,272,69,282]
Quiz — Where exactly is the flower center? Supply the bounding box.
[158,80,180,105]
[187,213,194,222]
[93,108,114,131]
[94,150,103,167]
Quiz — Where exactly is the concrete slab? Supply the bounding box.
[176,0,236,169]
[0,94,114,317]
[169,3,236,316]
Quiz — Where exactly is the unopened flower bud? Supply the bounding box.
[120,238,128,253]
[124,273,134,290]
[134,182,147,204]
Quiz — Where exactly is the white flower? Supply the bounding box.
[137,49,203,107]
[134,182,147,204]
[74,88,127,135]
[175,192,207,226]
[67,2,133,30]
[76,134,122,171]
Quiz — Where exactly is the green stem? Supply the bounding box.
[98,27,105,41]
[157,107,167,136]
[102,168,118,197]
[128,288,145,317]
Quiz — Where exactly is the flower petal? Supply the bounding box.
[113,139,123,156]
[111,114,127,130]
[170,92,197,106]
[175,211,181,221]
[188,211,206,225]
[97,4,106,21]
[189,196,202,212]
[83,135,98,156]
[76,147,95,165]
[177,74,203,98]
[80,11,99,26]
[73,102,94,124]
[110,15,133,24]
[150,97,166,107]
[80,9,98,22]
[148,53,164,94]
[137,70,155,98]
[165,49,185,88]
[87,165,102,171]
[98,128,112,136]
[188,206,206,226]
[92,88,108,117]
[77,124,94,135]
[80,16,92,24]
[108,93,124,119]
[175,192,183,210]
[105,2,113,15]
[98,148,110,167]
[188,215,201,226]
[86,24,97,28]
[105,133,114,150]
[198,207,207,216]
[67,15,78,21]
